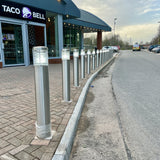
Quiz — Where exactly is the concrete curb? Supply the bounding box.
[52,55,117,160]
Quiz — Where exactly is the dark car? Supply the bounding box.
[148,45,158,51]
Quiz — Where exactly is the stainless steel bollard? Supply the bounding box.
[100,49,102,65]
[33,46,51,139]
[97,49,99,67]
[62,49,70,102]
[73,49,79,87]
[87,50,91,74]
[81,49,85,79]
[92,50,95,70]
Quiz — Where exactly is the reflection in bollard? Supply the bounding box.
[106,48,110,61]
[81,49,85,79]
[62,49,70,102]
[100,49,102,65]
[103,49,105,64]
[97,49,99,67]
[92,50,95,70]
[33,46,51,139]
[87,50,91,74]
[73,49,79,87]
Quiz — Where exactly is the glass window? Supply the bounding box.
[47,19,56,57]
[46,12,58,58]
[2,23,24,65]
[63,27,80,54]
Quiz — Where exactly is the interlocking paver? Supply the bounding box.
[1,153,18,160]
[0,145,15,155]
[0,139,9,148]
[0,62,99,159]
[7,137,22,147]
[41,152,54,160]
[15,151,34,160]
[9,145,29,155]
[3,131,20,141]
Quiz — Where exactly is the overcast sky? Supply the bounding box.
[72,0,160,44]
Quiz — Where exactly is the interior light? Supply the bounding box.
[48,18,50,22]
[66,15,69,18]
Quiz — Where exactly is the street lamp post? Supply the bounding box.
[114,18,117,45]
[158,21,160,44]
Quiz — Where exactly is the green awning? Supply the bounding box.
[64,9,111,32]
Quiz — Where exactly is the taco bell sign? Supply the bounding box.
[0,0,46,23]
[22,7,32,19]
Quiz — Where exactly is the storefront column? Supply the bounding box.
[80,30,84,50]
[55,15,63,58]
[97,31,102,50]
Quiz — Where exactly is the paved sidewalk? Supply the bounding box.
[0,61,95,160]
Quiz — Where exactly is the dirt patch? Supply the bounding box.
[85,92,95,104]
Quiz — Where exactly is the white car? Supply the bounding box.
[152,46,160,52]
[112,46,119,52]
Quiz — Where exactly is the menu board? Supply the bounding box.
[3,34,15,41]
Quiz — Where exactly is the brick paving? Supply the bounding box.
[0,61,96,160]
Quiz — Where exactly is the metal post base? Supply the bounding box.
[36,122,51,139]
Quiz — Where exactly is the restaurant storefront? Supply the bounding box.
[0,0,111,68]
[0,0,80,67]
[0,0,47,67]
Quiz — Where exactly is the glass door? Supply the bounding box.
[2,23,24,66]
[28,25,45,64]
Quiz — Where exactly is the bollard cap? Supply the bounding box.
[62,49,70,60]
[87,50,91,55]
[33,46,48,66]
[97,50,100,54]
[81,49,85,56]
[100,49,103,53]
[92,50,95,55]
[73,49,79,57]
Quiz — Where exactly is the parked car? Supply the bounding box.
[156,48,160,53]
[117,45,120,50]
[152,46,160,53]
[112,46,119,52]
[102,46,111,50]
[148,45,158,52]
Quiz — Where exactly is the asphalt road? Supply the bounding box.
[112,50,160,160]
